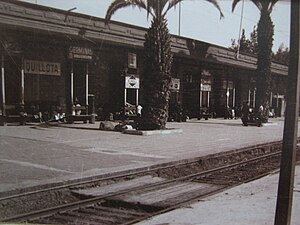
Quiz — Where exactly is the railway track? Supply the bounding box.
[1,142,299,225]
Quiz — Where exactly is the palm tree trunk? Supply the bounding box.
[140,15,172,130]
[255,9,274,122]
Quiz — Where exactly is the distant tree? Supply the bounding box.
[273,43,289,65]
[230,26,258,55]
[231,27,289,65]
[249,26,258,54]
[239,29,250,53]
[230,38,238,50]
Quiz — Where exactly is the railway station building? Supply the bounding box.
[0,0,288,123]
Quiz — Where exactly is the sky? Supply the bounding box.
[19,0,291,52]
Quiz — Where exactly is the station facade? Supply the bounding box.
[0,0,288,121]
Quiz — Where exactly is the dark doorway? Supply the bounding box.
[73,61,87,106]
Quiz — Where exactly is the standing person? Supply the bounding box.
[258,104,264,122]
[73,97,81,116]
[135,105,143,130]
[241,102,250,126]
[136,104,143,118]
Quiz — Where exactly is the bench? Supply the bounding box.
[198,113,210,120]
[124,106,137,120]
[65,105,95,124]
[72,105,87,114]
[1,105,28,125]
[66,114,95,124]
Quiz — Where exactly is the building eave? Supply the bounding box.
[0,0,288,76]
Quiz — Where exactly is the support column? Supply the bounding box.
[35,74,40,102]
[233,83,236,108]
[199,91,202,109]
[1,54,5,117]
[85,63,89,115]
[226,88,229,107]
[70,61,74,106]
[21,57,24,105]
[253,89,256,108]
[248,89,251,103]
[207,91,210,108]
[276,93,279,107]
[124,89,127,106]
[136,89,139,106]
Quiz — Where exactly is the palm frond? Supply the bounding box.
[166,0,223,18]
[147,0,169,18]
[205,0,224,19]
[166,0,183,13]
[233,0,279,13]
[146,1,156,18]
[232,0,242,12]
[233,0,262,12]
[268,0,279,13]
[107,0,224,23]
[105,0,147,23]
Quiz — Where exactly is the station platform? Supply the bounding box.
[137,165,300,225]
[0,117,299,224]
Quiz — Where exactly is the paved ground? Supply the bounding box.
[0,117,299,224]
[137,166,300,225]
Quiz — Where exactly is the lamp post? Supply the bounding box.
[178,2,181,36]
[236,0,245,59]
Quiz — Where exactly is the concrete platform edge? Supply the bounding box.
[122,128,183,136]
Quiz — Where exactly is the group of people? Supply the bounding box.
[241,102,264,126]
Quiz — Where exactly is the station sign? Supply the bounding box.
[128,53,137,69]
[201,84,211,92]
[68,46,93,61]
[169,78,180,92]
[125,74,140,89]
[201,78,211,91]
[24,60,61,76]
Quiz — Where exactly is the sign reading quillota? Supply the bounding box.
[24,60,61,76]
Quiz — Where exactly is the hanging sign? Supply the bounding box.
[201,78,211,91]
[128,53,137,69]
[24,60,61,76]
[201,84,211,91]
[68,46,93,61]
[125,74,140,89]
[169,78,180,92]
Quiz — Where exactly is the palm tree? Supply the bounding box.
[106,0,223,130]
[232,0,279,122]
